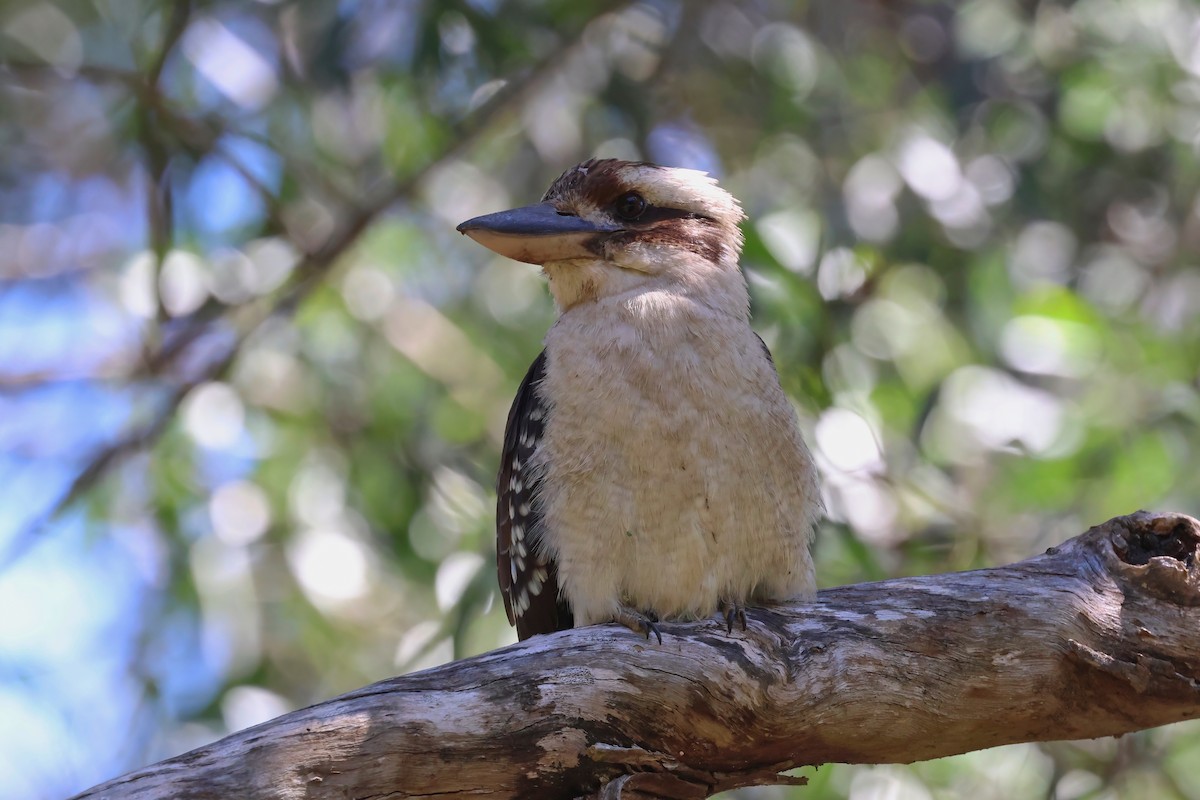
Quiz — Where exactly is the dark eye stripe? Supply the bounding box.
[627,206,710,225]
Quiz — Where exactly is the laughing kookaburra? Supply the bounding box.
[457,159,820,641]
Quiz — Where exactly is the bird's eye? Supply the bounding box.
[614,192,647,221]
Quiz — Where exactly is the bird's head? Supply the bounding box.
[457,159,746,311]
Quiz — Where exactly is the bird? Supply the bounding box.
[457,159,821,642]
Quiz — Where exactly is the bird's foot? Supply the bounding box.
[717,599,747,634]
[614,606,662,644]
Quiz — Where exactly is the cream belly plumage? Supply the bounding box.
[537,291,818,628]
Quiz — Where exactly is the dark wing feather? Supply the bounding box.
[755,333,776,370]
[497,350,572,640]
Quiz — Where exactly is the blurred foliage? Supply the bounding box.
[1,0,1199,798]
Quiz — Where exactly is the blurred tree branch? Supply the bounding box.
[70,511,1200,800]
[0,1,633,568]
[139,0,192,325]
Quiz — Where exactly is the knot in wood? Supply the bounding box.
[1112,512,1200,567]
[1110,512,1200,606]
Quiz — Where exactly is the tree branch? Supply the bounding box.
[71,511,1200,800]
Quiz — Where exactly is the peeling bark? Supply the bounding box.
[73,511,1200,800]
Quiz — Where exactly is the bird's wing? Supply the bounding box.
[755,332,777,369]
[497,350,573,640]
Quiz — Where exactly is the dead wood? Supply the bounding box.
[73,511,1200,800]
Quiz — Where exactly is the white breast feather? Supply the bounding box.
[535,287,819,626]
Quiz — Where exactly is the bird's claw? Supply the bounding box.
[615,606,663,644]
[718,599,747,634]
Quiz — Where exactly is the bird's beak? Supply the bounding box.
[457,202,621,265]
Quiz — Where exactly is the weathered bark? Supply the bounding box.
[74,511,1200,800]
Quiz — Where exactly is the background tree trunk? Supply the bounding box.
[72,511,1200,800]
